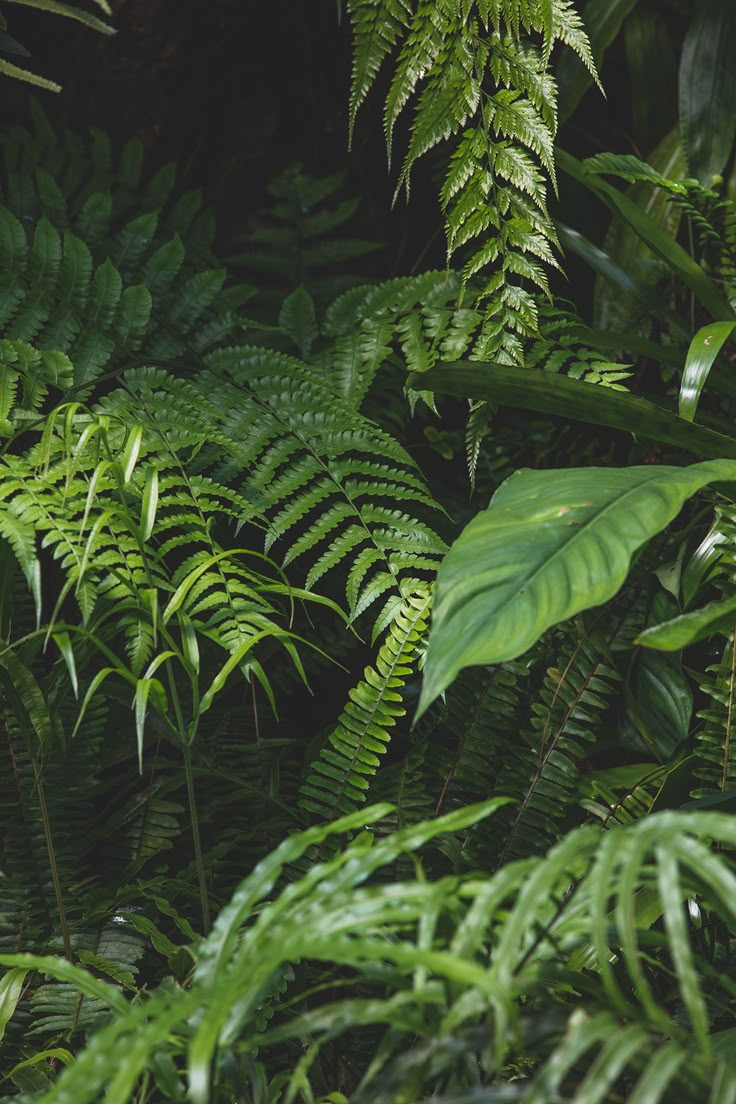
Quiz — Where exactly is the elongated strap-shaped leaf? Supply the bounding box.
[558,150,733,321]
[680,321,736,422]
[0,57,61,92]
[417,461,736,716]
[5,0,114,35]
[637,595,736,652]
[409,363,736,460]
[678,0,736,185]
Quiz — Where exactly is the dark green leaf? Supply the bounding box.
[411,362,736,461]
[679,0,736,184]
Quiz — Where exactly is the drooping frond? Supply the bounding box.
[345,0,598,357]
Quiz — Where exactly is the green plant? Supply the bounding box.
[3,2,736,1101]
[0,1,114,91]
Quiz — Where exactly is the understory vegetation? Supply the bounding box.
[2,0,736,1100]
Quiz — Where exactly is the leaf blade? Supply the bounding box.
[418,461,736,715]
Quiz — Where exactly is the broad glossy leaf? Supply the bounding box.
[680,321,736,422]
[637,594,736,651]
[417,461,736,716]
[679,0,736,184]
[410,363,736,461]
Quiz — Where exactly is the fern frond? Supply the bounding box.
[492,621,621,864]
[345,0,598,358]
[199,347,447,619]
[694,633,736,797]
[300,585,431,819]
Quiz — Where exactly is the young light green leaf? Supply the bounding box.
[133,677,166,770]
[0,953,127,1012]
[120,424,143,485]
[0,57,60,91]
[656,847,710,1051]
[680,321,736,422]
[178,611,200,675]
[418,461,736,716]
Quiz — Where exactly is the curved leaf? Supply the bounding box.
[680,321,736,422]
[0,968,27,1042]
[637,594,736,652]
[418,461,736,716]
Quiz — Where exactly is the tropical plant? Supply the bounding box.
[2,1,736,1101]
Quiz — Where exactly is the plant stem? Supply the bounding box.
[165,665,211,935]
[182,744,211,936]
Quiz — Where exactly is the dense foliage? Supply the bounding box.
[2,0,736,1100]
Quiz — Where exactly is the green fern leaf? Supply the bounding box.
[300,586,431,819]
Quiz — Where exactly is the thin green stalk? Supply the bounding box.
[182,743,211,936]
[166,665,210,935]
[33,770,75,961]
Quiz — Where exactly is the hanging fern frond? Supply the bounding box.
[345,0,599,359]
